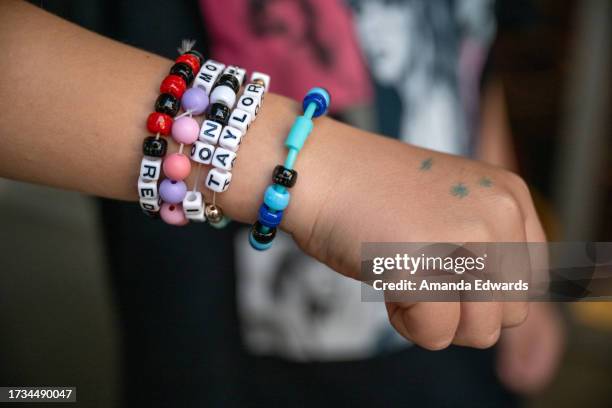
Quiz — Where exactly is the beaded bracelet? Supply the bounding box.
[249,87,330,250]
[186,69,270,228]
[138,44,205,217]
[186,61,238,226]
[157,85,210,225]
[204,72,270,227]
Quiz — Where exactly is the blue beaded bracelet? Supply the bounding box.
[249,87,331,251]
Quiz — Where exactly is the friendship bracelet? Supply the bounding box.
[138,50,275,232]
[138,44,205,217]
[249,87,330,251]
[157,85,210,225]
[184,67,270,228]
[200,71,271,228]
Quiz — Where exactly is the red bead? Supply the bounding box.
[160,75,187,99]
[147,112,173,136]
[176,54,201,73]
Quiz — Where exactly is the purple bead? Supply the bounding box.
[181,87,209,115]
[159,179,187,204]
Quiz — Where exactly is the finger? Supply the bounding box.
[454,301,502,349]
[387,302,460,351]
[502,301,529,327]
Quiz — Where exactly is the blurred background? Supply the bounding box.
[0,0,610,407]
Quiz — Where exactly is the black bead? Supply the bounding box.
[185,49,205,65]
[170,62,195,84]
[207,103,231,126]
[215,74,240,94]
[251,221,277,244]
[142,136,168,157]
[272,165,298,188]
[155,93,180,116]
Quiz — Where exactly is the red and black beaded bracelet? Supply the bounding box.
[137,44,205,218]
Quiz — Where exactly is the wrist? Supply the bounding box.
[211,94,333,243]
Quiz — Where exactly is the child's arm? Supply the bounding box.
[0,0,546,350]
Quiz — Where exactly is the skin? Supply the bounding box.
[0,0,547,351]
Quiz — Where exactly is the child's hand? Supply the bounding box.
[280,118,547,349]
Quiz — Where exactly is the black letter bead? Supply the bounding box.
[251,221,277,244]
[272,165,298,188]
[215,74,240,94]
[207,103,231,126]
[142,136,168,157]
[170,62,195,85]
[155,93,180,116]
[185,49,205,65]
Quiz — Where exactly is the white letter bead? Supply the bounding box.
[228,109,252,132]
[138,178,158,199]
[244,83,265,101]
[183,191,206,222]
[140,156,162,181]
[237,95,260,118]
[210,85,237,108]
[190,141,216,165]
[219,126,243,152]
[205,168,232,193]
[212,146,237,171]
[223,65,246,86]
[182,191,204,214]
[186,210,207,222]
[194,60,226,95]
[250,71,271,92]
[199,119,223,144]
[140,197,161,212]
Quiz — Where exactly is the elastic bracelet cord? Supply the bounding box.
[137,42,204,220]
[249,87,331,251]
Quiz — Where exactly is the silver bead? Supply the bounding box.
[205,204,223,223]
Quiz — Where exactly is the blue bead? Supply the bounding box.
[302,87,330,118]
[264,185,290,211]
[258,203,284,228]
[249,231,273,251]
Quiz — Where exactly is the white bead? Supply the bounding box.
[219,126,243,152]
[140,156,162,181]
[205,168,232,193]
[210,85,237,108]
[190,141,216,165]
[183,191,204,213]
[250,71,271,92]
[139,197,161,212]
[244,83,265,101]
[138,178,158,199]
[186,210,206,222]
[193,59,226,95]
[183,192,206,221]
[223,65,246,86]
[237,95,260,118]
[199,119,223,144]
[212,146,237,171]
[228,108,252,132]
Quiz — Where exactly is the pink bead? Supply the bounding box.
[163,153,191,180]
[160,203,188,226]
[171,116,200,144]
